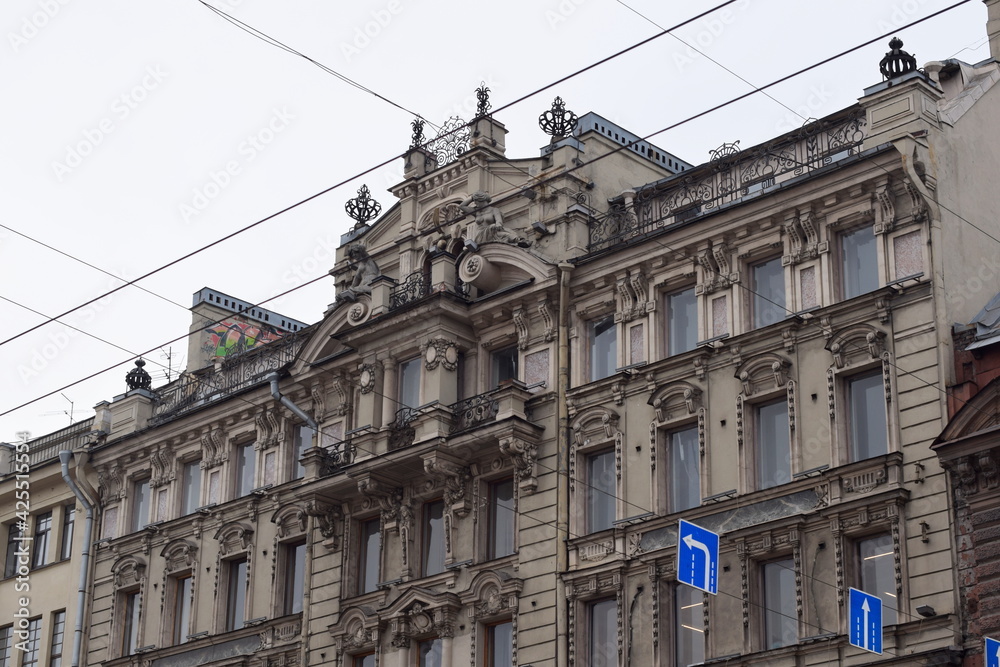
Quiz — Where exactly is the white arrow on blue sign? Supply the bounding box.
[986,636,1000,667]
[677,519,719,595]
[848,588,883,655]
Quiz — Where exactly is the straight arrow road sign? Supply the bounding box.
[677,519,719,595]
[849,588,883,655]
[986,637,1000,667]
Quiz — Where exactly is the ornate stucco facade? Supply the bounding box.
[6,8,1000,667]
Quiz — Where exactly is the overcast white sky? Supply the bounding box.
[0,0,992,442]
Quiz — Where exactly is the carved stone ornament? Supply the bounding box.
[305,500,343,550]
[499,437,538,494]
[200,426,227,468]
[422,337,459,371]
[359,362,379,394]
[335,244,381,306]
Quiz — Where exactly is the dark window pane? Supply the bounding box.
[763,559,797,649]
[487,621,513,667]
[22,618,41,667]
[60,507,75,561]
[132,481,150,532]
[757,401,790,489]
[423,501,445,577]
[591,317,617,381]
[849,373,888,461]
[0,625,14,667]
[181,461,201,515]
[174,576,192,644]
[359,519,381,595]
[6,523,21,578]
[842,225,878,299]
[586,450,616,533]
[753,257,785,329]
[292,426,313,481]
[668,427,700,512]
[859,535,898,626]
[589,598,616,667]
[667,287,698,356]
[226,558,247,631]
[675,585,704,665]
[235,444,255,498]
[492,346,518,386]
[32,512,52,568]
[122,594,140,655]
[399,358,421,409]
[284,542,306,615]
[418,637,442,667]
[488,478,515,559]
[49,611,66,667]
[353,655,375,667]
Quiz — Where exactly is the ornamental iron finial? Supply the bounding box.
[428,116,471,166]
[879,37,917,80]
[345,184,382,228]
[709,141,741,162]
[126,359,152,391]
[538,96,578,139]
[475,82,491,118]
[410,118,425,149]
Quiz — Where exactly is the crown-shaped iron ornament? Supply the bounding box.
[410,117,426,149]
[125,358,152,391]
[539,96,578,139]
[879,37,917,80]
[475,82,491,118]
[345,184,382,227]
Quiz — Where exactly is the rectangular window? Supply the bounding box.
[0,625,13,667]
[132,480,150,532]
[49,611,66,667]
[667,426,700,512]
[666,286,698,356]
[399,357,422,409]
[282,541,306,615]
[848,372,888,461]
[485,621,513,667]
[32,512,52,568]
[21,618,41,667]
[756,400,790,490]
[422,500,445,577]
[418,637,442,667]
[762,559,797,649]
[121,593,141,655]
[180,460,201,515]
[859,535,898,626]
[172,575,193,644]
[4,524,19,579]
[675,585,705,666]
[491,346,518,386]
[588,598,617,667]
[586,450,616,533]
[235,443,256,498]
[358,518,381,595]
[353,655,375,667]
[590,317,617,381]
[487,478,516,559]
[752,257,785,329]
[842,225,878,299]
[292,425,313,481]
[225,557,248,631]
[60,506,75,561]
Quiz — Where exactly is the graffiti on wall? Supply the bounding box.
[204,319,284,358]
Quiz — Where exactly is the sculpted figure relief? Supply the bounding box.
[458,191,531,248]
[335,244,380,305]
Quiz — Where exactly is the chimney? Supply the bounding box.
[987,0,1000,62]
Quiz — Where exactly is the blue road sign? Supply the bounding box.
[987,637,1000,667]
[849,588,883,655]
[677,519,719,595]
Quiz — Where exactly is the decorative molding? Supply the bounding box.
[359,362,380,395]
[149,444,175,488]
[499,437,538,495]
[200,426,227,468]
[513,308,530,350]
[304,500,343,551]
[539,300,556,342]
[422,337,459,372]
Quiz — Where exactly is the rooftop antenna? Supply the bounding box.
[41,393,75,425]
[160,347,174,383]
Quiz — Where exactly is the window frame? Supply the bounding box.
[32,511,52,569]
[131,478,150,533]
[838,223,879,300]
[589,315,618,382]
[754,398,791,491]
[856,533,899,627]
[169,573,194,645]
[291,424,314,481]
[179,459,202,516]
[120,591,141,656]
[355,516,381,596]
[21,618,42,667]
[416,636,443,667]
[280,540,307,616]
[4,523,20,579]
[223,556,249,632]
[49,610,66,667]
[398,356,422,410]
[59,505,75,562]
[490,345,519,387]
[584,448,617,534]
[233,442,256,499]
[845,370,889,463]
[750,255,786,330]
[486,477,516,560]
[586,597,617,667]
[483,619,514,667]
[0,624,13,667]
[673,583,705,666]
[664,284,698,357]
[759,557,798,651]
[664,423,701,514]
[421,499,446,578]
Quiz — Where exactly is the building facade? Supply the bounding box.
[5,7,1000,667]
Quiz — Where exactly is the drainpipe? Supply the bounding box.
[59,451,94,667]
[268,373,318,430]
[556,261,574,667]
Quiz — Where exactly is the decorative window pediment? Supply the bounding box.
[160,539,197,573]
[270,504,309,539]
[648,381,702,424]
[382,588,462,645]
[112,555,146,590]
[329,606,379,658]
[735,353,792,396]
[571,406,621,447]
[460,570,522,621]
[825,324,886,369]
[214,522,254,556]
